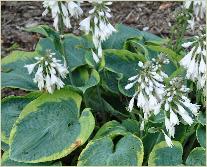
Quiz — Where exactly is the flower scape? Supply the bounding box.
[1,0,206,166]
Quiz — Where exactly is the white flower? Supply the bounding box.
[79,17,91,34]
[125,54,169,119]
[42,1,83,31]
[91,50,100,63]
[25,50,69,94]
[79,1,116,63]
[160,77,200,144]
[67,1,83,18]
[184,0,206,20]
[180,34,206,94]
[164,132,174,147]
[33,65,44,90]
[24,62,38,74]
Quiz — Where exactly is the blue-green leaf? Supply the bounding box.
[186,147,206,166]
[148,141,183,165]
[1,92,41,144]
[78,134,144,166]
[9,87,95,163]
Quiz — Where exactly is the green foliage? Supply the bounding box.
[1,23,206,166]
[77,134,144,166]
[185,147,206,166]
[196,125,206,148]
[1,92,41,143]
[1,151,62,166]
[148,141,183,166]
[94,120,128,139]
[9,88,95,163]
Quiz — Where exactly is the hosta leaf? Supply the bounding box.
[78,134,144,166]
[66,66,100,93]
[9,87,95,163]
[25,25,59,38]
[35,37,60,56]
[104,49,144,97]
[102,24,162,49]
[84,89,128,119]
[1,151,62,166]
[197,112,206,126]
[186,147,206,166]
[100,69,120,95]
[63,34,93,71]
[196,125,206,148]
[94,121,128,140]
[148,141,183,166]
[121,119,140,136]
[142,132,161,160]
[1,51,39,91]
[1,92,41,144]
[1,141,9,151]
[104,49,145,76]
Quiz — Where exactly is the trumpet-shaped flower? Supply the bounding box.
[180,34,206,94]
[43,0,82,31]
[161,77,200,146]
[184,0,206,20]
[79,1,116,63]
[24,50,69,94]
[125,54,169,120]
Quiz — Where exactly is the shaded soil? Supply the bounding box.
[1,1,183,98]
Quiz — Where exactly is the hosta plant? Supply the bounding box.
[1,0,206,166]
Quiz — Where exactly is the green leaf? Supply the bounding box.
[1,92,41,144]
[103,24,163,49]
[146,44,181,63]
[25,25,59,38]
[142,132,161,159]
[121,119,140,136]
[94,121,128,140]
[84,89,128,119]
[1,141,9,151]
[63,34,93,71]
[104,49,144,97]
[197,112,206,126]
[67,66,100,93]
[148,141,183,166]
[1,51,39,91]
[186,147,206,166]
[1,151,61,166]
[9,87,95,163]
[77,134,144,166]
[100,69,120,95]
[196,125,206,148]
[104,49,145,76]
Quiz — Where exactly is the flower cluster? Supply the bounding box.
[24,50,69,94]
[43,0,83,31]
[161,77,200,147]
[184,0,206,20]
[125,54,169,120]
[184,0,206,31]
[79,1,116,63]
[180,34,206,94]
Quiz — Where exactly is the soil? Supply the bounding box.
[0,1,200,98]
